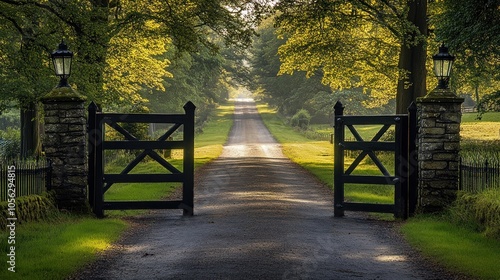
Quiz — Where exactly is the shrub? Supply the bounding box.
[290,109,311,129]
[447,189,500,240]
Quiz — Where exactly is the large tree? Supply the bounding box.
[273,0,428,113]
[0,3,57,157]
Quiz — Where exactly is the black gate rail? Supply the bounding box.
[333,101,417,219]
[88,101,196,218]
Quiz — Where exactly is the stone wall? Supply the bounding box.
[42,90,88,212]
[417,94,464,213]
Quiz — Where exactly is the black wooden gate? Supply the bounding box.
[333,101,417,219]
[88,101,196,218]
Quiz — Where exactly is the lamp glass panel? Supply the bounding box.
[443,60,453,77]
[433,60,443,77]
[433,59,453,78]
[63,57,72,75]
[53,57,65,76]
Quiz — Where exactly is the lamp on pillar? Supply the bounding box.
[51,40,73,88]
[42,39,87,213]
[432,43,455,90]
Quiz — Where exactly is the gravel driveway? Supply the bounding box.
[74,98,461,280]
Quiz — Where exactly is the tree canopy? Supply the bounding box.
[273,0,428,113]
[249,17,394,121]
[250,0,498,116]
[0,0,270,108]
[432,0,500,104]
[0,0,271,157]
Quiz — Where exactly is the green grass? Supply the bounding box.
[0,101,235,279]
[104,158,183,202]
[309,124,332,134]
[462,112,500,122]
[0,214,127,280]
[401,216,500,280]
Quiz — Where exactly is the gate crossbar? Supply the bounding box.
[88,101,196,218]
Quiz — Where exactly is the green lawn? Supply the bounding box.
[0,101,235,279]
[401,216,500,280]
[0,215,127,280]
[462,111,500,122]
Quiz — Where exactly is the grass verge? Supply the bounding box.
[401,215,500,279]
[0,214,127,279]
[0,101,234,279]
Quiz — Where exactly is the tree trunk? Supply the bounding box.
[396,0,428,114]
[20,102,41,158]
[475,85,479,104]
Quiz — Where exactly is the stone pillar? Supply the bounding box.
[417,88,464,213]
[41,87,88,212]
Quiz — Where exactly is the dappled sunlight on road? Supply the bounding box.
[375,254,408,262]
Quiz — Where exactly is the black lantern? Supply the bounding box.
[51,40,73,87]
[432,43,455,89]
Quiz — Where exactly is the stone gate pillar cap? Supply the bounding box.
[418,88,464,103]
[41,86,86,102]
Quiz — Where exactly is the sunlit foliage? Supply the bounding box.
[274,0,410,107]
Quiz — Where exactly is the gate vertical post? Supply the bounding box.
[93,112,104,218]
[183,101,196,216]
[408,102,418,216]
[333,101,345,217]
[394,115,409,219]
[87,102,98,208]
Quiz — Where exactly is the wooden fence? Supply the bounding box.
[0,160,52,201]
[460,158,500,193]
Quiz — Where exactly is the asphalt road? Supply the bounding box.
[74,98,459,280]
